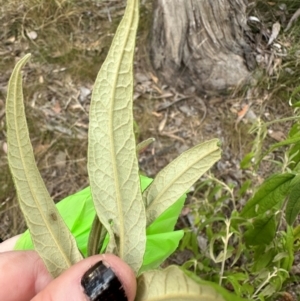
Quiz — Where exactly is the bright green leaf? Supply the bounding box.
[240,174,294,218]
[252,245,275,272]
[240,152,254,170]
[244,214,276,246]
[238,179,252,197]
[146,195,185,235]
[143,139,221,226]
[226,273,250,297]
[293,224,300,240]
[281,225,294,271]
[6,54,82,277]
[140,230,184,273]
[286,175,300,225]
[267,136,300,151]
[87,0,146,274]
[136,266,225,301]
[262,132,300,161]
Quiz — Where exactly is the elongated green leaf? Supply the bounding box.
[6,54,82,277]
[252,245,275,272]
[136,266,224,301]
[143,139,221,226]
[240,173,294,218]
[140,230,183,273]
[136,138,155,153]
[244,214,276,246]
[87,0,146,274]
[282,225,294,271]
[263,136,300,158]
[286,175,300,225]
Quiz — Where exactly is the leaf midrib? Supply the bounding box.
[109,0,137,258]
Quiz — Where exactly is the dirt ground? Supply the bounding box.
[0,0,297,249]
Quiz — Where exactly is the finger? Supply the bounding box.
[0,235,22,253]
[33,254,136,301]
[0,250,53,301]
[0,251,136,301]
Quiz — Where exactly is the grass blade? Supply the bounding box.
[6,54,83,277]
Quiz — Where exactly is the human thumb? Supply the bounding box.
[32,253,136,301]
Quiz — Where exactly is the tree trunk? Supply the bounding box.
[149,0,253,94]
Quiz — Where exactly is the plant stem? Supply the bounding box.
[252,268,281,299]
[264,115,300,126]
[219,219,232,286]
[207,175,236,210]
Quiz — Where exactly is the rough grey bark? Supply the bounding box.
[149,0,252,94]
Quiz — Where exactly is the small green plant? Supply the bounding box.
[179,103,300,300]
[5,0,251,300]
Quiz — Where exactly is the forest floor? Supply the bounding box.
[1,1,300,298]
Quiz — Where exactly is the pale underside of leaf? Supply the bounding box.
[88,0,146,274]
[6,54,83,278]
[136,266,224,301]
[143,139,221,226]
